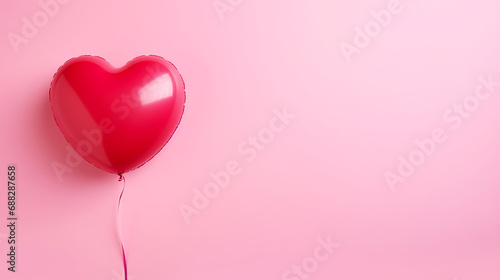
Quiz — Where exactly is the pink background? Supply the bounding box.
[1,0,500,279]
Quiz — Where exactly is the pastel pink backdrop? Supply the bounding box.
[1,0,499,279]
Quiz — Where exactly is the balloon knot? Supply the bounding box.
[118,173,124,181]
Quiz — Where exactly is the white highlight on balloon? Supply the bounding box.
[139,74,173,105]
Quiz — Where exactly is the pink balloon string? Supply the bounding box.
[117,174,128,280]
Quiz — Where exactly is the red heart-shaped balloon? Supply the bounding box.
[50,55,185,175]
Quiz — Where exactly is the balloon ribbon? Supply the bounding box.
[117,174,128,280]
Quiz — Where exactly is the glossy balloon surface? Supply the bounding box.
[50,55,185,174]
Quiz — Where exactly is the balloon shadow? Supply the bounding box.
[36,85,111,187]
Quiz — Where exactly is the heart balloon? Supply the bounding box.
[50,55,185,175]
